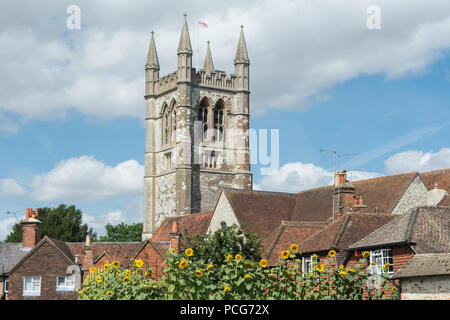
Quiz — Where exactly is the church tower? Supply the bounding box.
[142,15,252,240]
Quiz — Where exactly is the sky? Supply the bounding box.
[0,0,449,240]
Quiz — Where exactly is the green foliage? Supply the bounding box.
[180,224,262,267]
[5,204,97,242]
[99,222,143,242]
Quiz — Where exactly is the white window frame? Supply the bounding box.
[4,278,9,293]
[56,276,75,291]
[23,276,41,296]
[302,255,318,276]
[369,248,393,275]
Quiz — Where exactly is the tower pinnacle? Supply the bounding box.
[203,41,214,73]
[234,25,249,64]
[146,31,159,69]
[177,13,192,53]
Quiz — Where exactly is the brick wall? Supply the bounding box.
[133,242,166,280]
[8,242,77,300]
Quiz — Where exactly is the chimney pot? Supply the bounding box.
[433,183,439,189]
[21,208,41,249]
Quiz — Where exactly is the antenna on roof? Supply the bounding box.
[319,149,357,222]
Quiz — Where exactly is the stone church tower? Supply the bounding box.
[142,14,252,240]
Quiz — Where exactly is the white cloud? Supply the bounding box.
[384,148,450,174]
[1,0,450,126]
[0,156,144,203]
[255,161,381,193]
[0,217,20,242]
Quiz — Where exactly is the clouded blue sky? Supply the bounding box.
[0,0,449,239]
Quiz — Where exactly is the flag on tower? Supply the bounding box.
[198,21,208,28]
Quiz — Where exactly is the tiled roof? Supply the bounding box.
[67,241,143,267]
[349,206,450,253]
[392,253,450,279]
[264,221,327,265]
[291,172,418,222]
[223,189,297,240]
[438,194,450,206]
[151,211,213,242]
[0,243,28,274]
[298,213,395,254]
[420,168,450,192]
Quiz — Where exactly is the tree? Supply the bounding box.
[99,222,143,242]
[180,224,262,267]
[5,204,97,242]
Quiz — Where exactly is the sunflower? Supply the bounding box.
[235,254,242,262]
[346,268,356,273]
[124,269,131,277]
[244,274,253,280]
[328,250,336,258]
[226,254,233,263]
[171,248,176,254]
[179,259,188,269]
[135,259,144,268]
[339,264,344,270]
[312,254,318,259]
[96,277,102,283]
[281,251,290,259]
[316,264,324,273]
[224,286,232,292]
[103,263,110,270]
[112,261,120,268]
[194,269,203,278]
[362,251,370,258]
[290,243,299,253]
[185,248,194,257]
[392,286,398,293]
[89,266,97,273]
[383,262,391,270]
[206,264,214,271]
[259,259,268,268]
[106,290,114,295]
[339,271,348,278]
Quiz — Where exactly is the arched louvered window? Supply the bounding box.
[162,103,169,146]
[171,103,177,145]
[213,100,225,142]
[198,98,209,141]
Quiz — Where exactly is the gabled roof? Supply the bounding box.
[419,168,450,192]
[392,253,450,279]
[223,189,297,240]
[8,236,76,274]
[298,213,395,255]
[0,243,28,275]
[67,242,142,268]
[264,221,327,265]
[438,194,450,206]
[127,239,166,268]
[349,206,450,253]
[151,211,214,242]
[291,172,418,221]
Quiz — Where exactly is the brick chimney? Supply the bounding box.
[82,235,94,273]
[170,221,180,253]
[333,171,356,218]
[21,208,41,249]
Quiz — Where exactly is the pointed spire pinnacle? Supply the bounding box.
[146,31,159,69]
[234,25,249,64]
[177,13,192,53]
[203,41,214,73]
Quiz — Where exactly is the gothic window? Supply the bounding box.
[171,104,177,145]
[213,101,225,142]
[162,104,170,146]
[198,99,209,141]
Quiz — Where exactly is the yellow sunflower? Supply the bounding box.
[112,261,120,268]
[392,286,398,293]
[244,274,253,280]
[339,264,344,270]
[135,259,144,268]
[224,286,232,292]
[290,243,299,253]
[383,262,391,270]
[328,250,336,258]
[103,263,110,270]
[339,271,348,278]
[185,248,194,257]
[89,266,97,273]
[362,251,370,258]
[206,264,214,271]
[235,254,242,262]
[259,259,268,268]
[106,290,114,295]
[316,264,324,273]
[179,259,188,269]
[194,269,203,278]
[281,250,290,259]
[226,254,233,263]
[96,277,102,283]
[346,268,356,273]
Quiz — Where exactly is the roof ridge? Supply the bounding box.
[223,187,297,196]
